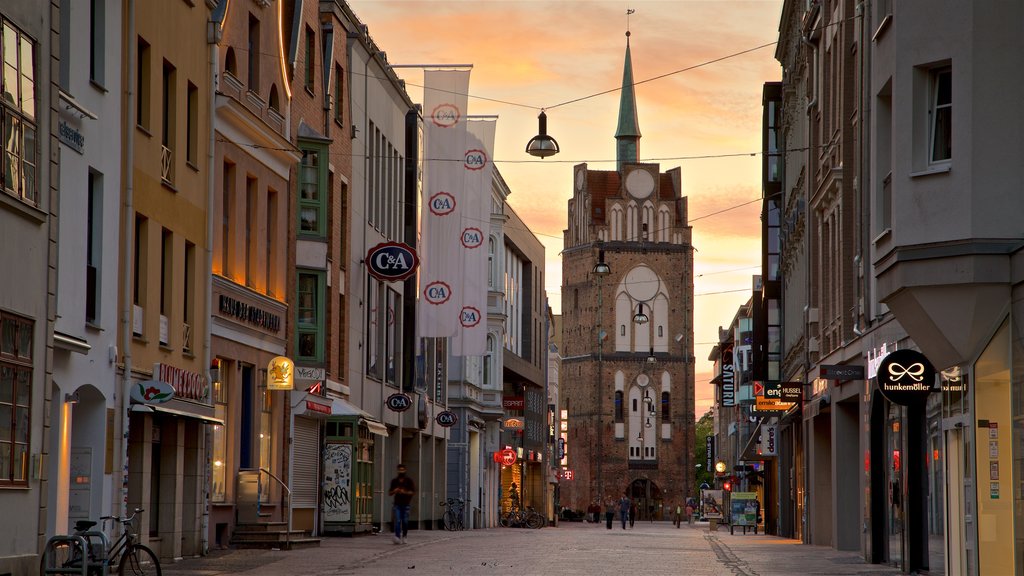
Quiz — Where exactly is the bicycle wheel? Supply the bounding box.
[526,512,545,529]
[499,512,511,527]
[118,544,161,576]
[443,510,456,531]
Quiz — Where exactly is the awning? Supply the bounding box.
[739,418,764,461]
[54,331,91,355]
[289,392,388,437]
[130,403,224,425]
[361,419,389,437]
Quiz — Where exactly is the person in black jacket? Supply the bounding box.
[389,464,415,544]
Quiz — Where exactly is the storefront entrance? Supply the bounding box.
[626,479,663,521]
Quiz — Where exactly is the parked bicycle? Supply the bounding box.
[440,498,465,531]
[40,507,161,576]
[499,506,545,529]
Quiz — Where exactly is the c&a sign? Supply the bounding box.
[365,242,419,282]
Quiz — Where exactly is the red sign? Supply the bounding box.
[495,448,517,466]
[562,470,574,480]
[503,396,524,409]
[306,400,331,415]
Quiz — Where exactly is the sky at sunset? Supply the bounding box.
[348,0,784,417]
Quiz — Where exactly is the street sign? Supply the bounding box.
[385,392,413,412]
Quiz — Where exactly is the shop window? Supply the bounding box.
[211,358,227,502]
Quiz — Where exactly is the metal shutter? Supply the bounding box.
[292,417,320,508]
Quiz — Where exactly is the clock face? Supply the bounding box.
[636,374,650,388]
[624,169,655,200]
[575,168,586,191]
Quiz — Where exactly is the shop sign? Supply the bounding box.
[365,242,419,282]
[761,425,777,456]
[502,396,524,409]
[504,417,524,429]
[295,366,325,382]
[386,392,413,412]
[130,379,174,405]
[155,363,207,401]
[721,344,735,406]
[705,436,713,472]
[562,469,574,480]
[267,356,294,390]
[820,364,865,381]
[493,448,517,466]
[306,400,331,415]
[780,382,802,402]
[218,294,282,332]
[877,349,935,406]
[435,410,458,427]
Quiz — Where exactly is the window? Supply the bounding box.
[186,82,197,166]
[86,172,102,325]
[266,189,277,296]
[211,358,227,502]
[245,176,256,287]
[247,14,260,91]
[268,84,279,113]
[333,64,343,125]
[0,312,33,485]
[929,67,951,163]
[160,228,172,345]
[183,241,194,354]
[136,37,150,130]
[258,368,271,474]
[304,27,314,93]
[366,277,379,378]
[221,161,234,277]
[296,270,324,361]
[2,21,37,205]
[384,288,398,385]
[133,214,147,308]
[224,47,236,77]
[89,0,104,84]
[614,391,623,422]
[661,392,670,420]
[59,0,70,89]
[161,59,176,184]
[298,146,325,236]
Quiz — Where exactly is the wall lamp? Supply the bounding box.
[64,392,79,404]
[525,110,559,158]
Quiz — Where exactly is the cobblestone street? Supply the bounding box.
[163,521,905,576]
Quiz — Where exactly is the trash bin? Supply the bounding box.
[709,518,719,531]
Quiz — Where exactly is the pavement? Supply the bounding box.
[161,521,907,576]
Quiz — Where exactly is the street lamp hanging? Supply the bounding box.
[633,303,649,325]
[593,248,611,277]
[525,110,560,158]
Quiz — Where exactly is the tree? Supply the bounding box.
[693,409,714,493]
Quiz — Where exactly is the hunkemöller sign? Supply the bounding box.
[877,349,935,406]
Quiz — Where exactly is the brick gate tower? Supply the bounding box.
[560,32,695,518]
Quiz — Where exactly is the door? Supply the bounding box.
[944,423,972,576]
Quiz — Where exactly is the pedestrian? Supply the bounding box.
[618,494,630,529]
[674,502,682,527]
[686,501,695,526]
[388,463,415,544]
[604,497,614,529]
[629,501,636,528]
[589,501,600,524]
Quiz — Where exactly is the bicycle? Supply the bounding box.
[499,506,545,529]
[440,498,465,531]
[41,507,162,576]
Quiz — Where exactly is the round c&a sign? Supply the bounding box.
[386,392,413,412]
[877,349,935,406]
[365,242,419,282]
[435,410,458,427]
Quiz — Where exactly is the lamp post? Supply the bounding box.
[593,245,610,504]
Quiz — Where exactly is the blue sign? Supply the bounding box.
[365,242,419,282]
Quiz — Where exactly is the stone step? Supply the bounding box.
[228,537,321,550]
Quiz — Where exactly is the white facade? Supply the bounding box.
[47,0,124,539]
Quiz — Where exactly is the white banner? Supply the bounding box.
[452,119,495,356]
[419,70,471,338]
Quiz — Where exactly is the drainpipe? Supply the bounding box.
[203,10,220,556]
[118,0,137,526]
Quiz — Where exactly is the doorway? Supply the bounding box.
[627,478,662,520]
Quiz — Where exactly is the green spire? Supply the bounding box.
[616,31,641,171]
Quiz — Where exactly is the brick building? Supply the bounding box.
[560,33,695,518]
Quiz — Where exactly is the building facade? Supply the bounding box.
[120,0,215,560]
[46,0,124,547]
[208,0,296,547]
[0,2,59,573]
[560,34,696,519]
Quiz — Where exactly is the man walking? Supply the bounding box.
[389,464,415,544]
[618,494,631,529]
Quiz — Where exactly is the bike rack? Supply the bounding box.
[41,530,112,576]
